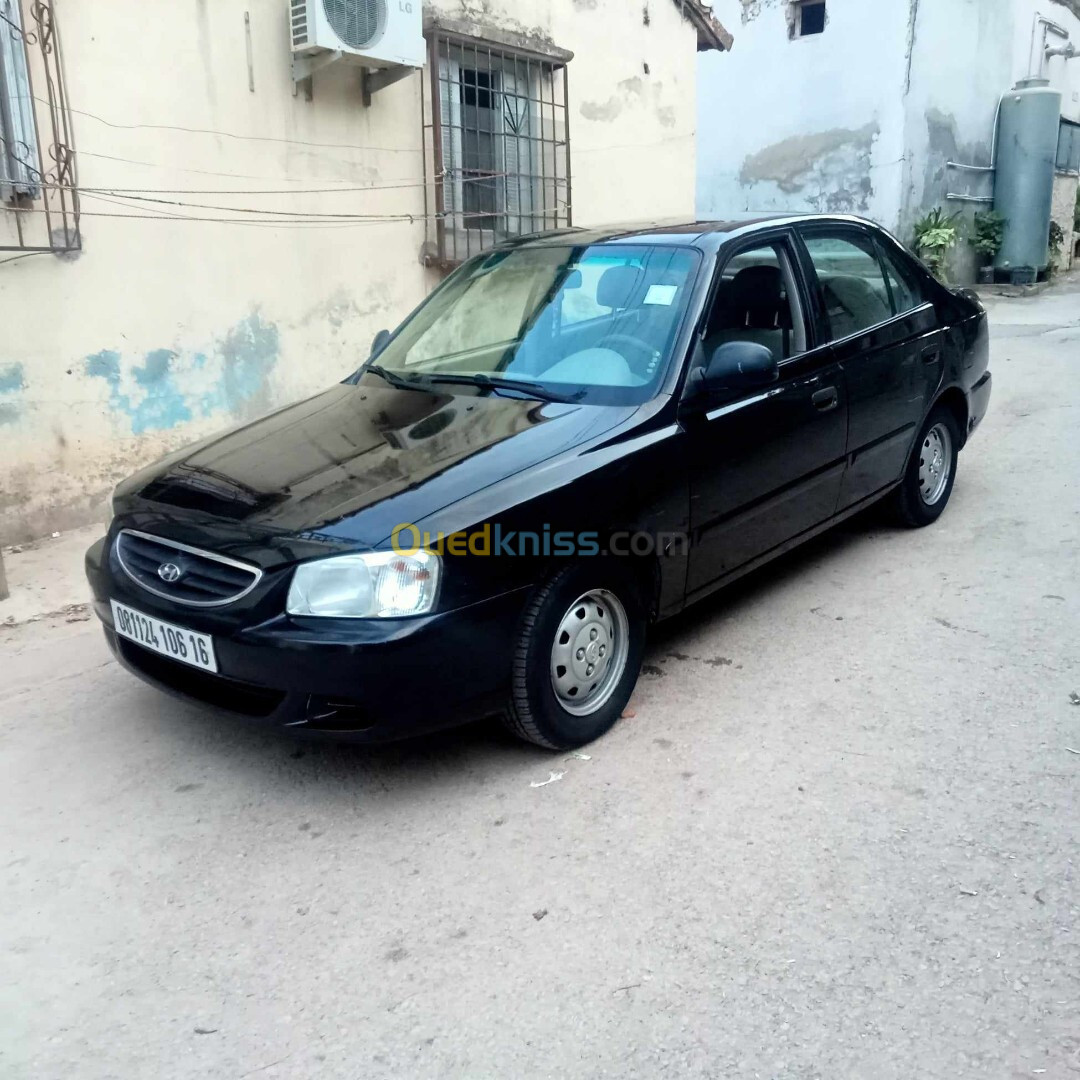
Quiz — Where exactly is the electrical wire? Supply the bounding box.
[76,147,388,183]
[38,96,425,155]
[75,191,420,228]
[33,169,520,198]
[0,250,50,266]
[25,191,551,230]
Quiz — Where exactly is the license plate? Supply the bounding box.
[110,600,218,673]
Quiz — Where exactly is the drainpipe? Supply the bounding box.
[0,551,7,602]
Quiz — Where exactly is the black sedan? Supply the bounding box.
[86,215,992,749]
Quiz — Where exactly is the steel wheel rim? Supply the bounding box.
[549,589,630,716]
[918,422,952,506]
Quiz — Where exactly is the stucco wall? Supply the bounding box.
[0,0,700,543]
[697,0,910,228]
[899,0,1080,258]
[698,0,1080,272]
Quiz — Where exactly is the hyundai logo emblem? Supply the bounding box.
[158,562,183,584]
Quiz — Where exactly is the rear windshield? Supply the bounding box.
[365,243,701,405]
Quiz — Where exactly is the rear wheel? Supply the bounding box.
[890,405,960,527]
[502,565,646,749]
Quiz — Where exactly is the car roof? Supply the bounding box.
[501,214,890,254]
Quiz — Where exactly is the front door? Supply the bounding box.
[684,234,848,598]
[797,225,944,510]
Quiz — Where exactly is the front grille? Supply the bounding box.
[117,639,284,717]
[115,529,262,607]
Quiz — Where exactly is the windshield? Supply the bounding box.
[363,243,701,405]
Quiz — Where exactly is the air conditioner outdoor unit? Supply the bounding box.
[291,0,424,70]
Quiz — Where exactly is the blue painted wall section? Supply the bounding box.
[84,313,280,435]
[0,361,26,426]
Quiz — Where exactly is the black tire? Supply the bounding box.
[502,563,647,749]
[890,405,961,528]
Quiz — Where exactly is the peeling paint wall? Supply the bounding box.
[699,0,1080,279]
[899,0,1080,262]
[0,0,699,543]
[697,1,911,227]
[1050,172,1079,272]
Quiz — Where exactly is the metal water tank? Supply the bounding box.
[994,79,1063,276]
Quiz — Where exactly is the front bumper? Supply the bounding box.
[86,537,530,742]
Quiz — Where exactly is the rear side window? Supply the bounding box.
[802,232,892,340]
[875,242,924,315]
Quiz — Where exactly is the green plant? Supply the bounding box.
[972,210,1006,263]
[913,207,960,282]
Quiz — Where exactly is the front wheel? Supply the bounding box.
[890,405,960,527]
[502,565,646,749]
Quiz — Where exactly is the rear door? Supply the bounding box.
[796,225,944,510]
[683,231,848,597]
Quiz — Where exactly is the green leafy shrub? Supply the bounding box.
[913,208,960,282]
[972,210,1006,263]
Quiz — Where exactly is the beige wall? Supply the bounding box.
[0,0,699,543]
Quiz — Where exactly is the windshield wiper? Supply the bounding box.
[409,372,583,404]
[363,363,425,392]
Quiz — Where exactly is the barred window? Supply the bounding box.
[424,24,571,268]
[0,0,78,255]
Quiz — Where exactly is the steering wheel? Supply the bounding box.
[594,334,660,380]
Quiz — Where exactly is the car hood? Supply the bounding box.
[115,381,639,548]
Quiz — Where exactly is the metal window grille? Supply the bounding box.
[0,0,79,255]
[422,27,571,269]
[1057,119,1080,175]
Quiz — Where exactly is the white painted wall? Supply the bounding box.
[698,0,1080,250]
[697,0,911,228]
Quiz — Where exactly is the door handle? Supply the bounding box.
[812,386,839,412]
[922,348,941,365]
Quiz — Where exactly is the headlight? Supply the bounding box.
[286,551,440,618]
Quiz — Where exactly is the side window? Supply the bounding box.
[802,232,893,340]
[703,242,807,361]
[875,242,924,315]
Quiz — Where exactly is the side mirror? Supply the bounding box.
[370,328,391,358]
[702,341,779,394]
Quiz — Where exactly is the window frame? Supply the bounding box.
[795,223,928,346]
[1056,119,1080,175]
[792,0,827,39]
[0,0,79,255]
[694,228,819,372]
[872,235,926,318]
[0,0,40,201]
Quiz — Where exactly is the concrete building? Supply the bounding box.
[697,0,1080,279]
[0,0,731,544]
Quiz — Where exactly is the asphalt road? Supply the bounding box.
[2,279,1078,1080]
